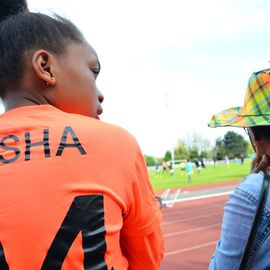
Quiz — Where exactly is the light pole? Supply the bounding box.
[165,93,175,170]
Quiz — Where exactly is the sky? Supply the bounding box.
[1,0,270,157]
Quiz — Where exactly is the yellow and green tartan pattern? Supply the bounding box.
[209,70,270,127]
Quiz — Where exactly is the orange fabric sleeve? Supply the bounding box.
[120,226,164,270]
[120,141,164,269]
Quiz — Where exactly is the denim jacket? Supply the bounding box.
[209,172,270,270]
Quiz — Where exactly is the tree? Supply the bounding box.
[214,137,226,160]
[200,139,212,158]
[164,151,171,161]
[224,131,248,158]
[174,139,188,160]
[185,132,212,158]
[189,147,199,160]
[144,155,156,166]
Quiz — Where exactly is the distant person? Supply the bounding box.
[179,161,186,175]
[162,160,167,174]
[185,159,193,183]
[194,159,201,173]
[208,69,270,269]
[240,154,244,165]
[200,158,206,169]
[155,160,160,175]
[168,161,174,176]
[213,156,217,167]
[0,1,164,269]
[224,155,229,167]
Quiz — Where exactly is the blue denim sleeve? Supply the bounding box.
[208,173,264,270]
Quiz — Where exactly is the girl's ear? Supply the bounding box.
[32,50,56,86]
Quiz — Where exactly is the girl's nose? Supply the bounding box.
[98,90,104,103]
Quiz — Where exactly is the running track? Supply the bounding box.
[159,194,229,270]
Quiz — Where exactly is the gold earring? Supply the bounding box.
[46,77,54,86]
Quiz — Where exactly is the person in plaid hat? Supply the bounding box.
[208,69,270,270]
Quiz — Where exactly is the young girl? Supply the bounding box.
[208,69,270,269]
[0,1,164,269]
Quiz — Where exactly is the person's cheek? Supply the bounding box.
[256,141,268,159]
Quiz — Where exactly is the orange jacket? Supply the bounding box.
[0,105,164,270]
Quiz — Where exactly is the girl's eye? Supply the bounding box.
[92,69,100,78]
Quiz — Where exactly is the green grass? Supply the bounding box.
[150,160,252,191]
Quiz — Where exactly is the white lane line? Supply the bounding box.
[162,202,225,217]
[164,223,222,237]
[162,191,232,205]
[162,211,222,226]
[165,241,218,256]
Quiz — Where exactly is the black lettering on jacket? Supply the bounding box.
[0,242,9,269]
[0,135,20,164]
[56,126,86,156]
[25,129,50,161]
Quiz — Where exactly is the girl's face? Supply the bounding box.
[247,128,268,159]
[47,42,104,119]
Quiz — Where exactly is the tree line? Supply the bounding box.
[145,131,254,166]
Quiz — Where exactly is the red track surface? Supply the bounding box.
[160,194,229,270]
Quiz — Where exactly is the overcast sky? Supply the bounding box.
[1,0,270,157]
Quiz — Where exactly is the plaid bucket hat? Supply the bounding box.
[208,69,270,128]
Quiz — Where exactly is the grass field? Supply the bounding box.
[150,160,252,191]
